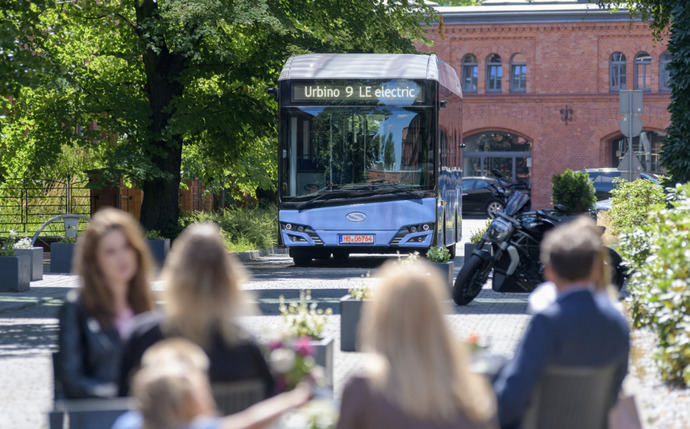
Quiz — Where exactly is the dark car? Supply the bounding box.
[461,177,507,217]
[580,168,659,201]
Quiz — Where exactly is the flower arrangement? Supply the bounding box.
[279,289,332,340]
[0,231,31,256]
[13,237,32,249]
[267,336,326,392]
[466,332,490,353]
[426,246,451,263]
[280,398,338,429]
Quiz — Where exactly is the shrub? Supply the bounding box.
[626,183,690,386]
[180,204,277,252]
[426,246,450,263]
[469,220,491,244]
[608,178,666,235]
[551,169,596,215]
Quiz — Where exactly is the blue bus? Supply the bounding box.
[277,54,463,265]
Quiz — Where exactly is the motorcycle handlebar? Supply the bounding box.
[495,210,521,227]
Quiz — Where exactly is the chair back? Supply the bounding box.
[49,398,131,429]
[211,379,265,415]
[521,364,618,429]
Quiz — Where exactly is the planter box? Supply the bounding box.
[147,239,170,268]
[340,295,369,352]
[0,255,31,292]
[464,242,477,258]
[431,260,454,292]
[311,336,334,388]
[50,242,76,274]
[15,247,43,281]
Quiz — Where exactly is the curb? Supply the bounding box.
[233,247,289,262]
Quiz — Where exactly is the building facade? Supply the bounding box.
[419,1,671,208]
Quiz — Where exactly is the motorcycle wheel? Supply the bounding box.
[453,252,492,305]
[486,200,505,218]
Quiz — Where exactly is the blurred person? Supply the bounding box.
[336,260,498,429]
[113,339,311,429]
[56,208,155,399]
[493,216,629,428]
[119,223,273,397]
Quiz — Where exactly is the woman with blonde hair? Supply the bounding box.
[119,223,273,398]
[56,208,155,398]
[336,259,498,429]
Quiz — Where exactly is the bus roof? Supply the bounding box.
[278,54,461,97]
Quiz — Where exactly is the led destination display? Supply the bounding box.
[292,80,424,105]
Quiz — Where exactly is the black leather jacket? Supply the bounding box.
[55,290,122,399]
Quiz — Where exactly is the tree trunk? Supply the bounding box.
[136,0,186,235]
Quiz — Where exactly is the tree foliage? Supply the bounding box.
[598,1,690,184]
[551,169,596,215]
[1,0,435,233]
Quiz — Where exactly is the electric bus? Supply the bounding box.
[277,53,463,265]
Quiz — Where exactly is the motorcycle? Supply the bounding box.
[452,191,626,305]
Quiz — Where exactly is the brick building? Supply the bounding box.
[419,0,671,208]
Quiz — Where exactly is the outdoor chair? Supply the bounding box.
[521,364,618,429]
[212,379,265,415]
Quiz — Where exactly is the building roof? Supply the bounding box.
[435,1,634,25]
[278,54,462,96]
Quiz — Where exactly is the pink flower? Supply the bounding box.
[296,336,315,357]
[268,340,283,351]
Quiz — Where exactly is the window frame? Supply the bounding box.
[660,51,671,92]
[609,52,626,92]
[510,53,527,93]
[634,52,652,92]
[461,54,478,94]
[486,53,502,93]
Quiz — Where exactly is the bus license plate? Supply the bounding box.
[339,234,374,244]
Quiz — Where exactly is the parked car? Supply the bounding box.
[579,168,659,201]
[461,176,508,217]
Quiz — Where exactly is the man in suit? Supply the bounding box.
[493,216,629,428]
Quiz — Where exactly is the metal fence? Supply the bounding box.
[0,178,91,238]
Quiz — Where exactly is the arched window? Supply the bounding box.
[510,53,526,92]
[609,52,626,91]
[461,54,478,93]
[486,54,502,93]
[660,51,671,91]
[634,52,652,91]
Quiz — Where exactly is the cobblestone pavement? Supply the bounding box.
[0,218,686,428]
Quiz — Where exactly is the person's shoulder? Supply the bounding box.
[342,373,373,397]
[594,293,629,332]
[59,290,84,320]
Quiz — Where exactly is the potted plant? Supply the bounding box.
[13,236,43,281]
[0,233,31,292]
[278,290,334,387]
[426,246,454,290]
[50,236,77,274]
[340,283,373,352]
[465,220,491,258]
[146,230,170,268]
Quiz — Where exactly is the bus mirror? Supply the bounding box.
[267,87,278,100]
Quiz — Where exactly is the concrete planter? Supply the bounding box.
[15,247,43,281]
[310,336,334,388]
[431,260,455,292]
[147,239,170,268]
[340,295,369,352]
[464,242,477,258]
[0,255,31,292]
[50,242,76,274]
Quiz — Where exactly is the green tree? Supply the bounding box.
[598,1,690,184]
[1,0,435,234]
[384,133,396,170]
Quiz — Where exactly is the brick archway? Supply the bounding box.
[600,127,667,172]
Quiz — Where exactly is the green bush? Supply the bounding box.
[608,178,666,235]
[627,183,690,386]
[426,246,450,263]
[180,205,277,252]
[551,169,596,215]
[469,220,491,244]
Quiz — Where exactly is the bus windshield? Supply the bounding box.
[280,106,433,204]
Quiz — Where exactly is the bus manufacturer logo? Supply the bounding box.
[346,212,366,222]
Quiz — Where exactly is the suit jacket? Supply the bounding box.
[493,288,629,428]
[56,290,122,399]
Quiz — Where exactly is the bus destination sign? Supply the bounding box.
[292,80,422,105]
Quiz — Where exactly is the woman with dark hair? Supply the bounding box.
[55,208,155,399]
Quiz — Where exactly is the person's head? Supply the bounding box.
[74,208,154,324]
[359,259,495,424]
[132,339,216,429]
[162,223,249,347]
[540,216,603,289]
